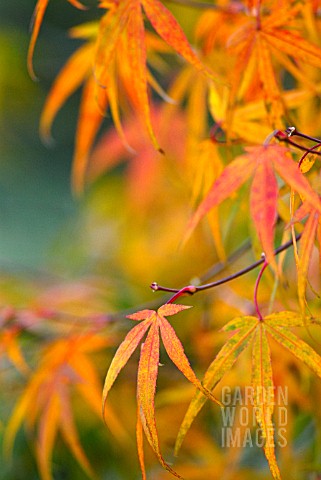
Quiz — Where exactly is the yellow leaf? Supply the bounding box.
[252,323,281,480]
[175,316,257,455]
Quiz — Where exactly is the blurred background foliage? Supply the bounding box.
[1,1,321,480]
[0,2,222,478]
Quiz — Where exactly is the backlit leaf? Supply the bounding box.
[175,316,257,455]
[251,323,281,480]
[28,0,86,80]
[102,318,152,419]
[250,154,278,266]
[265,317,321,378]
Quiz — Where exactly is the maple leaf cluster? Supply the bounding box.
[3,1,321,480]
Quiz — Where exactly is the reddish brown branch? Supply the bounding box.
[151,234,301,303]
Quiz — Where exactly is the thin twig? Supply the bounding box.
[151,233,302,303]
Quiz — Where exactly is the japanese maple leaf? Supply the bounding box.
[93,0,218,153]
[0,322,30,376]
[176,312,321,480]
[102,303,221,478]
[226,2,321,128]
[28,0,86,79]
[5,334,123,480]
[40,26,168,192]
[185,144,321,268]
[208,82,316,145]
[292,200,321,312]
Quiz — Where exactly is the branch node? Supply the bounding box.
[150,282,159,291]
[286,126,296,137]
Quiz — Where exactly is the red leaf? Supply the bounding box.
[250,152,278,266]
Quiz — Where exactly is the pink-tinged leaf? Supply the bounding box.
[175,316,257,455]
[185,153,256,240]
[137,320,159,444]
[127,310,156,321]
[137,320,182,478]
[158,304,192,317]
[250,154,278,267]
[125,2,160,150]
[159,315,221,406]
[142,0,218,81]
[252,323,281,480]
[136,406,147,480]
[298,211,319,312]
[40,42,94,143]
[273,148,321,213]
[102,318,151,419]
[318,222,321,272]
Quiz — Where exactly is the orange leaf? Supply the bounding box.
[125,1,160,150]
[256,33,285,128]
[136,405,147,480]
[36,392,60,480]
[137,319,182,478]
[159,313,221,405]
[40,42,95,143]
[142,0,217,81]
[94,2,130,85]
[273,147,321,213]
[185,153,257,241]
[59,387,96,479]
[28,0,86,80]
[264,28,321,69]
[102,318,152,419]
[28,0,49,80]
[72,75,108,193]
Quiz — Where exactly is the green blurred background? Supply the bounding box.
[0,0,98,272]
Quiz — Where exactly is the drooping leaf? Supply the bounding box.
[297,210,320,313]
[125,0,160,150]
[175,316,258,455]
[252,323,281,480]
[5,334,109,480]
[102,318,152,419]
[225,2,321,127]
[159,308,221,405]
[28,0,86,80]
[185,153,256,242]
[141,0,218,81]
[40,42,95,143]
[250,153,278,266]
[102,303,221,478]
[265,314,321,378]
[291,200,321,313]
[187,144,321,266]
